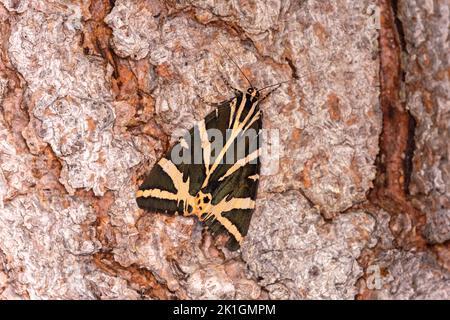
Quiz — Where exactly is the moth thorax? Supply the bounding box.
[185,191,212,220]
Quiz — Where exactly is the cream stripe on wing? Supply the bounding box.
[157,158,191,206]
[218,149,260,181]
[221,197,255,211]
[232,95,247,130]
[214,215,243,244]
[206,197,255,243]
[136,188,178,200]
[137,159,193,211]
[207,197,255,219]
[197,119,211,174]
[240,100,258,133]
[228,98,237,128]
[201,97,259,189]
[243,109,260,133]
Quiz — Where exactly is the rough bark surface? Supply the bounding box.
[0,0,448,299]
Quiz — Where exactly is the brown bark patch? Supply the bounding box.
[326,93,341,121]
[93,252,175,299]
[369,0,426,250]
[432,242,450,273]
[313,22,329,44]
[156,63,175,79]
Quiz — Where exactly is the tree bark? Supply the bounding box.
[0,0,448,299]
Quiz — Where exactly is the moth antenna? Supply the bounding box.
[217,40,254,88]
[257,80,291,92]
[259,84,282,103]
[258,61,332,93]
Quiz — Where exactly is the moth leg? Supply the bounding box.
[216,62,241,96]
[220,73,241,96]
[196,93,224,108]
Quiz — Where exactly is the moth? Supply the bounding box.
[136,48,284,251]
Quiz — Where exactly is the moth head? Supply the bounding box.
[247,87,260,100]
